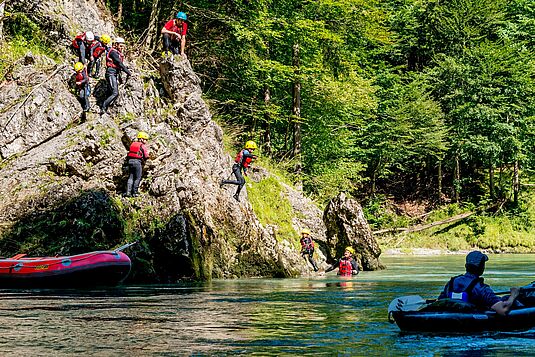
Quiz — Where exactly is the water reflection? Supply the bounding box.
[0,254,533,354]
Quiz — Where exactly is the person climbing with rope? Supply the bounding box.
[300,228,319,272]
[73,62,90,113]
[220,140,258,201]
[100,36,131,115]
[125,131,150,197]
[161,11,188,59]
[325,246,359,277]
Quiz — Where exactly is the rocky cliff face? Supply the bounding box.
[0,0,332,281]
[323,193,384,271]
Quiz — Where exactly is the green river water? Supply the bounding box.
[0,254,534,356]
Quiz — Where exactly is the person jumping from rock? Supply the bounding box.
[300,228,319,272]
[161,11,188,59]
[326,246,359,277]
[73,62,90,113]
[125,131,150,197]
[72,31,95,65]
[220,140,258,201]
[100,37,131,115]
[87,34,107,78]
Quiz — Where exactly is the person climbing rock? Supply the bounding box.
[161,11,188,59]
[325,246,359,277]
[73,62,90,112]
[300,228,319,272]
[100,37,131,115]
[125,131,150,197]
[437,251,520,315]
[87,34,106,77]
[220,140,258,201]
[72,31,95,64]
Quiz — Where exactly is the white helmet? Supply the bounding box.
[114,37,125,44]
[85,31,95,41]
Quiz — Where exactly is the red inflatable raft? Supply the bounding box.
[0,245,133,288]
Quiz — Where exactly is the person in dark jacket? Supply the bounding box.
[125,131,149,197]
[220,140,258,201]
[87,34,106,77]
[300,228,318,272]
[326,246,359,276]
[73,62,90,112]
[100,37,131,115]
[438,251,519,315]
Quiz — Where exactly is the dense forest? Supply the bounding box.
[101,0,535,209]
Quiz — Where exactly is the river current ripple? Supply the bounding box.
[0,254,533,356]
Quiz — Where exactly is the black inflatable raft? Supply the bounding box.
[388,296,535,333]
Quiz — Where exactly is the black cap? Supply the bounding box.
[466,251,488,266]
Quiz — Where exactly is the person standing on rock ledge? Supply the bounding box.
[161,11,188,59]
[300,228,319,272]
[325,247,359,277]
[72,31,94,65]
[220,141,258,201]
[100,37,131,115]
[125,131,150,197]
[73,62,90,113]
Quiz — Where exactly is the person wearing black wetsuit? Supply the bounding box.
[100,37,131,115]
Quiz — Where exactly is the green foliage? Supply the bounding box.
[247,176,297,244]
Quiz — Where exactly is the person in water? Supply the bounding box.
[299,228,318,272]
[438,251,519,315]
[325,246,359,276]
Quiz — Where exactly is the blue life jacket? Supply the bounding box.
[447,275,483,302]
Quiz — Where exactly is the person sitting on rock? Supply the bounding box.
[87,34,107,77]
[125,131,150,197]
[161,11,188,59]
[73,61,90,113]
[300,228,319,272]
[325,246,359,276]
[72,31,95,65]
[438,251,519,315]
[100,37,131,115]
[220,140,258,201]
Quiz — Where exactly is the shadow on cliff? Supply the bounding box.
[0,189,197,283]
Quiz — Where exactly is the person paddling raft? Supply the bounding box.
[325,246,359,276]
[438,251,520,316]
[300,228,318,272]
[220,140,258,201]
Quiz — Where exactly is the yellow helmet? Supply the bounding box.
[137,131,149,140]
[244,140,257,149]
[345,246,355,255]
[100,34,111,45]
[74,62,84,71]
[301,228,311,235]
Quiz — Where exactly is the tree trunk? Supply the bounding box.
[291,42,302,185]
[513,160,519,205]
[144,0,160,51]
[454,153,460,203]
[437,160,443,203]
[116,0,123,25]
[0,1,4,43]
[489,164,494,199]
[263,85,272,155]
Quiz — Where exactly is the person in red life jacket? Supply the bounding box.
[125,131,150,197]
[100,37,131,115]
[161,11,188,58]
[72,31,95,65]
[300,228,319,272]
[87,34,107,77]
[437,251,520,315]
[73,62,90,112]
[220,140,258,201]
[325,246,359,276]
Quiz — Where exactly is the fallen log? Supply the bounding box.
[373,211,474,235]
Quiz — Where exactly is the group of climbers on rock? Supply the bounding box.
[71,32,130,115]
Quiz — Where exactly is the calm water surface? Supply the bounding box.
[0,254,534,356]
